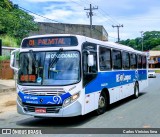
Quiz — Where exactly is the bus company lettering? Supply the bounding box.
[116,74,131,82]
[24,96,38,100]
[38,38,65,45]
[24,96,38,104]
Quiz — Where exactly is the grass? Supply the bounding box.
[0,35,19,47]
[155,70,160,73]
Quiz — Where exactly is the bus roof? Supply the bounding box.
[24,34,75,39]
[24,34,145,55]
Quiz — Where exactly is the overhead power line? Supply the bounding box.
[79,0,120,25]
[17,5,108,40]
[18,6,61,23]
[84,4,98,37]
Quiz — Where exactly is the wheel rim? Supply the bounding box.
[98,96,105,108]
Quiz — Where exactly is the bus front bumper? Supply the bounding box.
[17,100,82,117]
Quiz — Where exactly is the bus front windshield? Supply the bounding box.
[18,51,80,86]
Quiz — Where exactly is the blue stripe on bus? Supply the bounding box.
[18,92,71,105]
[85,70,147,94]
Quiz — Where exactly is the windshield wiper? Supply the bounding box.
[48,48,63,78]
[49,48,63,68]
[29,50,44,84]
[29,50,38,67]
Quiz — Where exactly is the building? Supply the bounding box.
[29,22,108,41]
[148,50,160,68]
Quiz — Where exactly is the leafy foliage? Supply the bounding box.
[0,55,10,61]
[119,31,160,51]
[0,0,38,45]
[0,35,18,47]
[152,45,160,50]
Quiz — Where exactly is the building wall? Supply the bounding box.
[148,50,160,68]
[29,22,108,41]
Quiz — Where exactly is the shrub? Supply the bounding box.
[0,55,10,61]
[0,35,19,47]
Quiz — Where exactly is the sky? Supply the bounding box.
[10,0,160,42]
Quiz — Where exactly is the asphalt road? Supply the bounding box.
[0,74,160,137]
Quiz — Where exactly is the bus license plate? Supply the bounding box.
[35,108,46,113]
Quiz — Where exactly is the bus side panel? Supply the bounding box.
[138,69,148,92]
[84,92,101,114]
[83,70,148,114]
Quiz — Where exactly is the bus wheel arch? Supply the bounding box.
[96,88,110,115]
[134,81,139,98]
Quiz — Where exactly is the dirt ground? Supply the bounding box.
[0,91,17,117]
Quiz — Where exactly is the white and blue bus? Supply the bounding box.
[10,34,148,117]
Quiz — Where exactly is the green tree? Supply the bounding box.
[119,31,160,51]
[152,45,160,50]
[0,0,12,9]
[0,0,38,45]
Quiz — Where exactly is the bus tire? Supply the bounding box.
[134,83,139,99]
[96,91,107,115]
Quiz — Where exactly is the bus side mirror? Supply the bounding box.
[10,49,19,72]
[88,54,94,67]
[10,54,14,66]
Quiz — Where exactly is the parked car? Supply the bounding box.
[148,70,156,78]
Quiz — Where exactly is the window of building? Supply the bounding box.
[112,50,122,69]
[99,47,111,70]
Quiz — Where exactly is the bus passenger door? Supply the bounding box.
[82,42,98,114]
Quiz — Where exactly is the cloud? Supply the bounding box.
[37,1,87,24]
[11,0,160,41]
[115,6,160,40]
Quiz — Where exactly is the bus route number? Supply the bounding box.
[29,40,35,46]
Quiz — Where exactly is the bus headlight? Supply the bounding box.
[63,92,80,107]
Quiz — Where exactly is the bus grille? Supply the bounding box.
[23,105,62,113]
[22,88,65,96]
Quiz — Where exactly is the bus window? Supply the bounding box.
[112,50,122,69]
[138,55,142,69]
[122,51,130,69]
[130,53,137,69]
[99,47,111,71]
[142,56,147,68]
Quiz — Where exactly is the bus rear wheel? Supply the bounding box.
[96,91,107,115]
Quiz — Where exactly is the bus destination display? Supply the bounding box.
[22,36,78,48]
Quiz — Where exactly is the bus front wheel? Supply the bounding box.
[96,91,107,115]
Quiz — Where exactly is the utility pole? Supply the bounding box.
[140,31,144,51]
[112,24,123,43]
[84,4,98,38]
